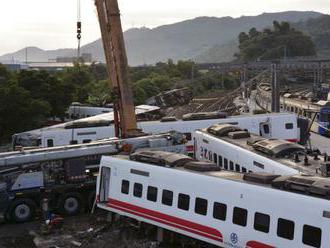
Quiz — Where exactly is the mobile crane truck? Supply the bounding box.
[0,132,186,222]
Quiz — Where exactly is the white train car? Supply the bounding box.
[13,113,301,150]
[193,123,330,176]
[66,103,113,121]
[97,151,330,248]
[256,85,330,137]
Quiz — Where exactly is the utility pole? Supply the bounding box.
[313,66,317,99]
[283,45,287,62]
[271,63,280,113]
[25,47,28,64]
[191,62,194,84]
[240,65,247,99]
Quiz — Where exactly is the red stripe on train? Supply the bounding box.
[246,240,275,248]
[186,145,194,152]
[107,198,223,242]
[286,139,298,142]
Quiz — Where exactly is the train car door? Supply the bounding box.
[99,167,111,202]
[260,121,272,138]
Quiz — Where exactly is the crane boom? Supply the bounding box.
[95,0,139,138]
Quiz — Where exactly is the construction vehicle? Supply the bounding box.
[95,0,140,138]
[0,132,187,222]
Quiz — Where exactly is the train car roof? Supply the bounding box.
[197,128,328,176]
[15,112,297,136]
[14,105,160,135]
[108,154,330,202]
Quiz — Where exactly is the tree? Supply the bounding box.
[151,74,171,91]
[0,83,50,142]
[60,64,93,103]
[177,60,196,79]
[17,70,74,119]
[132,84,147,105]
[90,63,108,81]
[134,78,159,98]
[248,28,260,38]
[87,79,112,106]
[238,32,249,44]
[0,64,11,85]
[237,21,316,61]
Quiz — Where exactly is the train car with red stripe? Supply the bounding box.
[193,123,330,177]
[96,150,330,248]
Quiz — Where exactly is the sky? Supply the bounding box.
[0,0,330,55]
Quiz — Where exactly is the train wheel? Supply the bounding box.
[58,192,83,216]
[10,198,36,223]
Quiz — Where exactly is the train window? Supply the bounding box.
[321,112,330,122]
[83,139,92,143]
[230,161,234,171]
[235,164,240,172]
[178,193,190,211]
[242,167,247,173]
[224,158,228,170]
[254,161,265,169]
[254,212,270,233]
[263,124,270,134]
[285,123,294,129]
[213,153,218,164]
[70,140,78,145]
[147,186,158,202]
[133,183,143,198]
[121,180,130,194]
[184,132,192,141]
[277,218,295,240]
[218,156,223,167]
[233,207,248,226]
[213,202,227,221]
[195,198,208,216]
[162,190,173,206]
[47,139,54,147]
[302,225,321,248]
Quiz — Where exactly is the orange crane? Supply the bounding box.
[95,0,141,138]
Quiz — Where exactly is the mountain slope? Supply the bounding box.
[294,14,330,57]
[0,11,322,65]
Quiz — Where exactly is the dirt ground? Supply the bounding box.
[0,210,211,248]
[0,211,153,248]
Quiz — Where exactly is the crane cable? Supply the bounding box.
[77,0,82,62]
[71,0,82,144]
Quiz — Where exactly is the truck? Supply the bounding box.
[0,131,186,222]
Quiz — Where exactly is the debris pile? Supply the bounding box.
[146,88,193,107]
